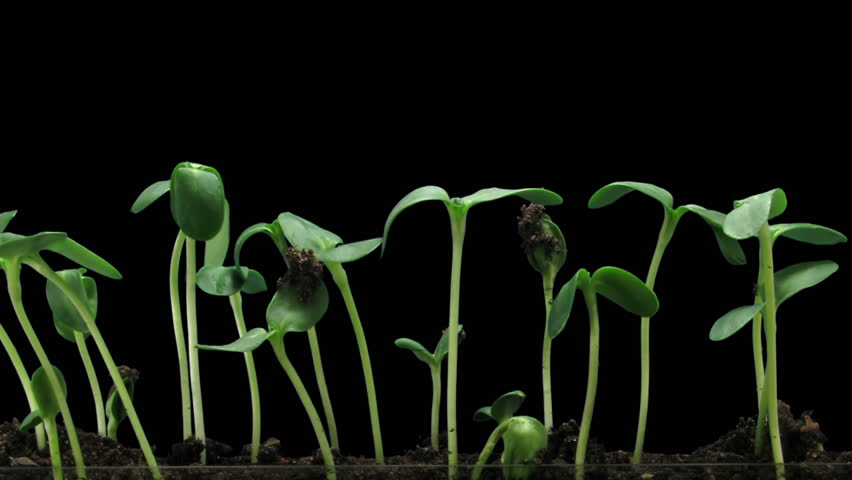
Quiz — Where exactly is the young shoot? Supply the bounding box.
[383,186,562,478]
[394,325,465,450]
[588,181,746,463]
[105,366,140,441]
[471,391,547,480]
[548,266,659,480]
[19,365,68,480]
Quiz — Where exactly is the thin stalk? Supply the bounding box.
[185,238,206,463]
[430,363,442,450]
[228,293,261,464]
[753,265,768,457]
[471,418,514,480]
[44,419,63,480]
[632,210,675,464]
[169,231,192,440]
[326,261,384,463]
[575,288,600,480]
[27,257,162,480]
[542,271,555,431]
[75,331,106,436]
[270,336,336,480]
[306,326,339,449]
[5,259,87,479]
[107,414,119,440]
[0,321,46,450]
[446,209,467,479]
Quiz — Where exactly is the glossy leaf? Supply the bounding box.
[278,212,342,252]
[241,269,268,294]
[31,365,66,420]
[381,186,451,256]
[204,200,230,268]
[130,180,170,214]
[0,210,16,233]
[771,223,848,246]
[473,406,493,422]
[234,222,280,268]
[266,279,329,334]
[678,204,747,265]
[548,270,582,339]
[490,390,526,424]
[724,189,786,239]
[315,238,382,263]
[169,163,226,241]
[19,409,43,431]
[710,304,766,341]
[588,181,674,211]
[0,232,67,259]
[197,328,273,353]
[197,266,247,296]
[45,238,122,279]
[461,187,562,209]
[775,260,839,308]
[394,338,436,366]
[46,269,96,341]
[591,267,659,317]
[434,324,463,362]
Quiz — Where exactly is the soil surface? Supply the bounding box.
[0,402,849,479]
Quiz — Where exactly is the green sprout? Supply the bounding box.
[382,186,562,478]
[394,325,464,450]
[19,365,68,480]
[548,266,659,480]
[471,391,547,480]
[132,162,228,463]
[517,203,566,432]
[105,366,139,441]
[588,181,746,463]
[710,188,846,479]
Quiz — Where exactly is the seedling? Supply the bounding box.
[105,366,140,441]
[588,181,746,463]
[19,365,68,480]
[471,390,547,480]
[132,162,228,462]
[548,266,659,480]
[710,188,846,478]
[394,325,464,449]
[383,186,562,477]
[517,203,566,432]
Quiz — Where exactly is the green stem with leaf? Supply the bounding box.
[575,286,600,480]
[228,292,261,463]
[541,272,555,431]
[430,363,442,450]
[74,331,105,436]
[471,418,515,480]
[753,263,767,456]
[0,322,46,450]
[447,208,467,478]
[170,230,192,440]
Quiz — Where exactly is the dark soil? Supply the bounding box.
[1,402,849,479]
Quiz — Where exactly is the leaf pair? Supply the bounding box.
[395,325,463,369]
[474,390,526,424]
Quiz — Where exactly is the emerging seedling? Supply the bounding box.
[471,391,547,480]
[19,365,68,480]
[395,325,464,449]
[548,266,659,480]
[383,186,562,478]
[588,181,746,463]
[105,366,140,441]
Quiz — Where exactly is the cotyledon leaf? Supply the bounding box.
[197,328,274,353]
[547,270,582,339]
[130,180,170,214]
[591,267,659,318]
[381,186,451,256]
[169,162,226,241]
[710,304,766,341]
[588,181,674,211]
[0,210,16,233]
[266,279,329,334]
[315,238,382,263]
[774,260,839,308]
[394,338,436,366]
[278,212,342,253]
[771,223,847,246]
[724,189,786,240]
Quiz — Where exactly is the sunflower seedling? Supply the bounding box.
[105,366,140,441]
[19,365,68,480]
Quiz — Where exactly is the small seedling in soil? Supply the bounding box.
[19,365,67,480]
[395,325,465,449]
[105,366,140,441]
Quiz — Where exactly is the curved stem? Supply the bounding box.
[753,264,768,457]
[270,336,336,480]
[306,326,339,449]
[446,209,467,479]
[472,418,514,480]
[228,293,261,464]
[326,261,384,463]
[185,238,206,463]
[542,272,555,431]
[575,288,600,480]
[169,231,192,440]
[430,364,442,450]
[44,419,63,480]
[75,332,105,436]
[0,320,46,450]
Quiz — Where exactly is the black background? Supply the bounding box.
[1,34,849,461]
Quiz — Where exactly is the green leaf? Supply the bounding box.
[490,390,526,424]
[82,276,98,320]
[315,238,382,263]
[502,416,548,479]
[196,266,247,296]
[678,204,747,266]
[169,162,226,241]
[0,232,67,259]
[394,338,436,366]
[0,210,16,233]
[775,260,839,308]
[234,222,280,268]
[278,212,342,253]
[266,279,329,334]
[382,186,451,256]
[19,409,43,431]
[240,269,268,294]
[588,181,674,211]
[591,267,659,317]
[44,238,122,279]
[106,376,134,424]
[46,269,93,337]
[461,187,562,209]
[204,200,230,268]
[710,304,766,341]
[198,328,272,353]
[434,324,463,362]
[724,189,786,239]
[473,406,493,422]
[130,180,170,214]
[525,216,567,275]
[548,271,582,339]
[31,365,66,420]
[771,223,848,246]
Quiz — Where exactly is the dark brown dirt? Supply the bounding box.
[0,402,849,479]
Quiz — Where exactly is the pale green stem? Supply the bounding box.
[107,414,119,441]
[575,288,600,480]
[75,331,106,436]
[446,209,467,479]
[306,326,339,449]
[228,293,261,464]
[430,363,442,450]
[754,265,768,457]
[542,271,555,432]
[326,261,384,463]
[0,321,46,450]
[185,238,206,463]
[471,418,514,480]
[170,231,192,440]
[44,419,63,480]
[270,336,336,480]
[5,259,87,479]
[27,257,162,480]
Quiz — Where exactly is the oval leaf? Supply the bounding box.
[434,324,463,362]
[45,238,122,279]
[198,327,272,353]
[240,269,268,294]
[382,186,451,256]
[771,223,848,246]
[196,265,247,296]
[170,163,226,241]
[525,215,567,275]
[724,189,786,240]
[19,409,43,431]
[0,232,67,259]
[31,365,66,420]
[775,260,839,308]
[588,181,674,211]
[473,406,493,423]
[130,180,170,214]
[315,238,382,263]
[204,200,230,268]
[591,267,659,317]
[710,303,766,341]
[394,338,436,366]
[461,187,562,209]
[46,269,92,336]
[491,390,526,424]
[502,416,548,477]
[278,212,342,253]
[548,271,581,339]
[678,204,747,266]
[266,279,329,334]
[0,210,16,233]
[234,222,279,268]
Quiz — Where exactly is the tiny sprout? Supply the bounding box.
[471,391,546,480]
[106,366,140,441]
[395,325,465,450]
[20,365,67,480]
